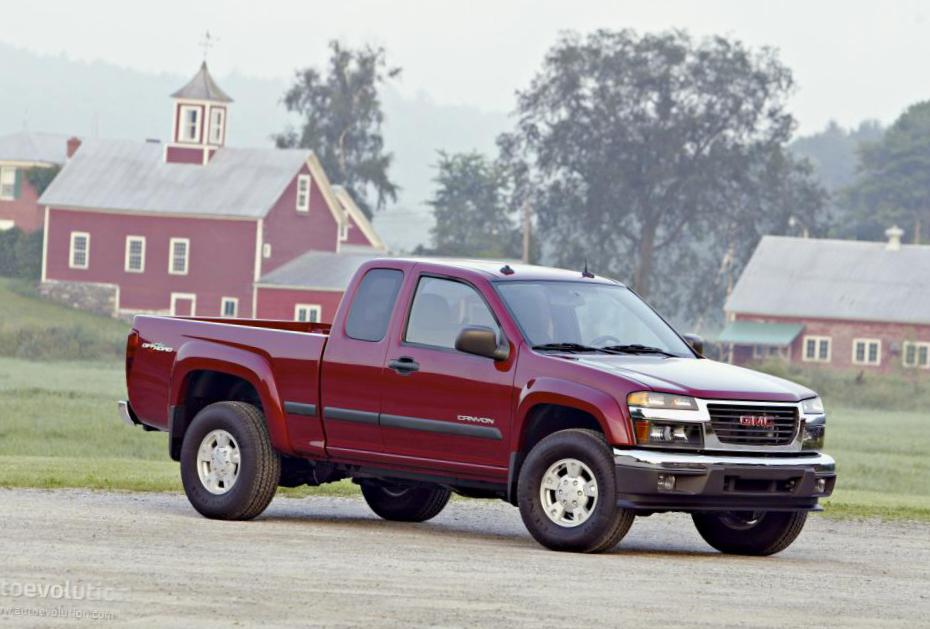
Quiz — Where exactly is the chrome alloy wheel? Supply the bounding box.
[539,458,598,528]
[197,429,242,495]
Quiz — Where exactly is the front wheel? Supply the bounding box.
[692,510,808,556]
[517,429,634,553]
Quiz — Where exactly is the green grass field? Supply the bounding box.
[0,356,927,518]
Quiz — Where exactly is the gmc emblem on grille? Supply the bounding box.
[739,415,775,428]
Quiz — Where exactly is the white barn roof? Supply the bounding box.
[726,235,930,326]
[0,132,70,164]
[258,251,380,290]
[39,138,311,219]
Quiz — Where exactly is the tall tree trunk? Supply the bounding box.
[633,220,658,297]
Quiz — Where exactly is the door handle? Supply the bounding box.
[388,356,420,375]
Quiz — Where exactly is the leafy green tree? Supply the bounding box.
[790,121,883,192]
[25,164,61,196]
[418,152,519,259]
[275,41,401,218]
[844,102,930,243]
[498,29,826,321]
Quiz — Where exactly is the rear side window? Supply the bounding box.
[345,268,404,342]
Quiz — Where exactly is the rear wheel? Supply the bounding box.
[180,401,280,520]
[361,481,451,522]
[517,429,634,553]
[692,510,808,556]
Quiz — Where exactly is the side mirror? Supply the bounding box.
[683,333,704,356]
[455,325,510,361]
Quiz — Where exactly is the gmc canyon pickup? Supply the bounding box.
[120,258,835,554]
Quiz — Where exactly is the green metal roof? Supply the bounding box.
[717,321,804,346]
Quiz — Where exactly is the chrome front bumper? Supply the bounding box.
[612,447,836,512]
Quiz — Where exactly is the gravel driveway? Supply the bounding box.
[0,489,928,628]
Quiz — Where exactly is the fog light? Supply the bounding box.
[657,474,676,491]
[815,478,827,493]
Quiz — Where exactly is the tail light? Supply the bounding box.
[126,329,140,376]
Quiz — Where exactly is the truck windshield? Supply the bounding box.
[495,281,692,357]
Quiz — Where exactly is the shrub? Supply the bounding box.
[750,360,929,411]
[0,228,42,280]
[0,325,124,362]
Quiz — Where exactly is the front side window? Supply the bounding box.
[295,304,321,323]
[169,238,189,275]
[208,107,225,144]
[496,280,692,356]
[125,236,145,273]
[405,276,500,350]
[803,335,831,363]
[852,338,881,366]
[903,342,930,368]
[179,105,201,143]
[69,232,90,269]
[345,268,404,342]
[296,175,311,212]
[0,166,16,200]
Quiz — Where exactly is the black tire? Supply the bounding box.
[180,401,281,521]
[692,510,808,556]
[360,482,451,522]
[517,429,634,553]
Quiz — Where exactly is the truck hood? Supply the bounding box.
[570,355,816,402]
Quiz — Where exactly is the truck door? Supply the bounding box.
[320,267,405,457]
[379,273,515,475]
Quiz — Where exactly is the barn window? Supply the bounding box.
[208,107,225,144]
[69,232,90,269]
[0,167,16,200]
[852,338,881,366]
[294,304,321,323]
[262,243,272,259]
[296,175,311,212]
[903,342,930,369]
[124,236,146,273]
[169,238,190,275]
[179,105,202,143]
[802,336,831,363]
[221,297,238,318]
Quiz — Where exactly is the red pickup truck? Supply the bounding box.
[120,258,835,554]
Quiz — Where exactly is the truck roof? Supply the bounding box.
[377,257,623,285]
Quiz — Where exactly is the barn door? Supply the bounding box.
[170,293,196,316]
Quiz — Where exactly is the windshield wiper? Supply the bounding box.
[532,343,617,354]
[601,344,677,357]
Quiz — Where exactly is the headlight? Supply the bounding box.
[802,415,826,450]
[801,396,825,414]
[633,419,703,448]
[627,391,698,411]
[628,391,702,448]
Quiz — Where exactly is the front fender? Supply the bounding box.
[515,377,633,448]
[169,339,295,456]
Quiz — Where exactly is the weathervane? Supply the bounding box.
[199,30,219,61]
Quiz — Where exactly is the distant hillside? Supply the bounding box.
[0,42,509,251]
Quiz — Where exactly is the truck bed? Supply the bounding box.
[127,315,330,437]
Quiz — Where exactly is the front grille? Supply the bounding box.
[707,404,799,446]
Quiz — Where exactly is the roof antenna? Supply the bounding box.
[500,264,515,276]
[582,258,594,278]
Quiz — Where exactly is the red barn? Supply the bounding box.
[38,63,384,319]
[0,132,70,232]
[720,228,930,373]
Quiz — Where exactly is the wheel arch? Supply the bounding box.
[506,378,632,505]
[168,340,293,461]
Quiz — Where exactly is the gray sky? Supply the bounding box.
[3,0,928,134]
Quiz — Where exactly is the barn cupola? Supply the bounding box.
[165,62,233,165]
